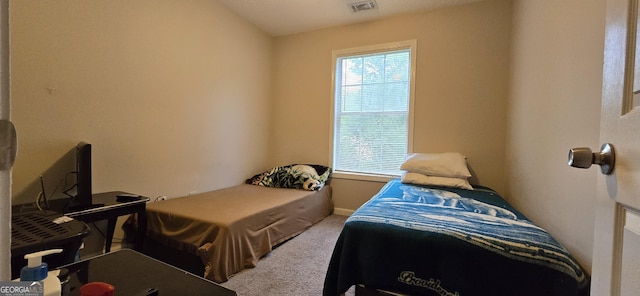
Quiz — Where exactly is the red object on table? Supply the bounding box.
[80,282,115,296]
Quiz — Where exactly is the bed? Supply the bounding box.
[323,178,589,296]
[143,164,333,283]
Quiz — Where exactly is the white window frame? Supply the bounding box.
[329,40,417,182]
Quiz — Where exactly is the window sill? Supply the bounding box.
[331,171,399,183]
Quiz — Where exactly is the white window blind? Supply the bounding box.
[331,41,415,177]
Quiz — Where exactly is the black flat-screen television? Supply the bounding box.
[71,142,92,210]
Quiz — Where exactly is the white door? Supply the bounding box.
[589,0,640,294]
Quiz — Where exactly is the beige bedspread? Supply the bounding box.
[145,183,333,282]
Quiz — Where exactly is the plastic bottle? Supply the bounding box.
[20,249,63,296]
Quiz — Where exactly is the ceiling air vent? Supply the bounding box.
[348,0,377,13]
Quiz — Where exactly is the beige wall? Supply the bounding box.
[271,0,512,210]
[10,0,273,203]
[506,0,606,272]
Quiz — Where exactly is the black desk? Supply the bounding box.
[60,249,237,296]
[13,192,149,253]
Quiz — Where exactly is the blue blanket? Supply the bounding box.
[323,179,589,296]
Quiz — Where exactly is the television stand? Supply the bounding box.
[66,203,105,212]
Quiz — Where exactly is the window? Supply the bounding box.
[330,40,416,180]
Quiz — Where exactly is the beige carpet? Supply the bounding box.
[220,214,355,296]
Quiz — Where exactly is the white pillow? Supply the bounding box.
[400,152,472,178]
[401,172,473,190]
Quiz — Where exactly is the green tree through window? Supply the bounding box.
[332,41,415,177]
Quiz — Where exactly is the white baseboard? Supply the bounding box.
[333,207,354,216]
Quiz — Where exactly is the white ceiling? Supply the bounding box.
[215,0,483,36]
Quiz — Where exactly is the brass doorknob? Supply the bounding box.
[568,143,615,175]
